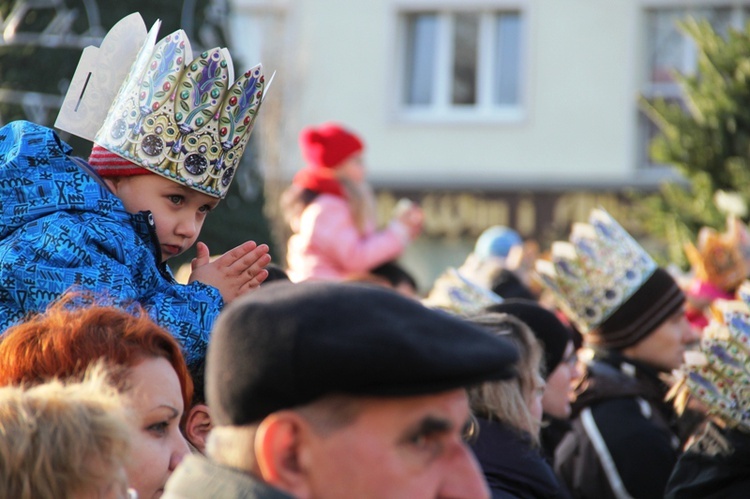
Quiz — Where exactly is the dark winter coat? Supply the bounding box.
[665,421,750,499]
[0,121,223,368]
[554,351,684,499]
[470,416,570,499]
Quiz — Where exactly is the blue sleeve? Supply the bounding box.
[0,212,223,368]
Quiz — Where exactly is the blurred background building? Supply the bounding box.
[3,0,749,288]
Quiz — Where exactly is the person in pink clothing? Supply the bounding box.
[281,123,423,282]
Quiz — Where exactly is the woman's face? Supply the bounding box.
[542,341,579,419]
[123,357,190,499]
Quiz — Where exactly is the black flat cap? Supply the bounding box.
[207,281,519,426]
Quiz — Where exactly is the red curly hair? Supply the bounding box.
[0,296,192,409]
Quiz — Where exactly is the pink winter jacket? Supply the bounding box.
[286,194,410,282]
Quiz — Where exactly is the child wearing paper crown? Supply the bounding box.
[0,14,270,370]
[281,123,423,282]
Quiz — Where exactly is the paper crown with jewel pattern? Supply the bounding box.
[422,268,504,316]
[535,208,658,334]
[55,13,267,199]
[670,286,750,432]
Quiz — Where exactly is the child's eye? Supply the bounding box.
[167,195,184,205]
[199,204,213,214]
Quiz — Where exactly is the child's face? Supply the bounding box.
[336,153,366,184]
[105,174,220,262]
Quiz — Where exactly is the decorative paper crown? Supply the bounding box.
[535,208,657,334]
[670,285,750,432]
[422,268,503,315]
[685,217,747,293]
[55,13,267,198]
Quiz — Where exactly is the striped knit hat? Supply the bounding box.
[88,144,151,177]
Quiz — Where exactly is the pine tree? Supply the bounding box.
[638,17,750,268]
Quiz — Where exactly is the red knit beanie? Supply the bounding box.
[88,144,151,177]
[299,123,364,169]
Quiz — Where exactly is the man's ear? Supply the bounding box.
[254,411,312,499]
[184,404,213,454]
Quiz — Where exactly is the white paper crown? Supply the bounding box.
[55,13,266,198]
[676,290,750,431]
[423,268,503,315]
[535,208,657,333]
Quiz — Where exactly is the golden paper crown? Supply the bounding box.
[673,286,750,432]
[535,209,657,334]
[685,218,748,293]
[55,13,267,198]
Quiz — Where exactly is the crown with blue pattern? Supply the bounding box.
[535,208,657,334]
[56,13,267,199]
[672,286,750,432]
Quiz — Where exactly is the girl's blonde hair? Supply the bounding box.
[467,312,545,445]
[280,174,377,235]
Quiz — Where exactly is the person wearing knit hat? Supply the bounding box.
[0,13,271,371]
[486,299,580,471]
[163,280,519,499]
[536,209,700,499]
[280,122,423,282]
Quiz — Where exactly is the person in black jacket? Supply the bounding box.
[536,209,700,499]
[467,312,571,499]
[664,287,750,498]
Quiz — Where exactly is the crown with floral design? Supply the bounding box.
[685,217,747,293]
[670,286,750,432]
[55,13,267,198]
[535,208,657,334]
[423,268,503,315]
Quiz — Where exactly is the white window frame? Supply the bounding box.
[390,0,530,124]
[638,0,750,168]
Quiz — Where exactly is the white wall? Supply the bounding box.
[230,0,661,189]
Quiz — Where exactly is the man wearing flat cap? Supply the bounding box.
[163,281,518,499]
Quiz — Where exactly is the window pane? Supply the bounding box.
[494,12,521,105]
[452,13,479,105]
[405,13,437,105]
[646,8,732,86]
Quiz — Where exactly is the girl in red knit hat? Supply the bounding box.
[281,122,423,282]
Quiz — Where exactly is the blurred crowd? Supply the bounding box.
[2,12,750,499]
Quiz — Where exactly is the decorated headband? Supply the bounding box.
[535,208,657,334]
[55,13,269,199]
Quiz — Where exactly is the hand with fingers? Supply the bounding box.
[188,240,272,303]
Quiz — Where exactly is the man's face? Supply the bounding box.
[623,307,700,372]
[106,174,219,262]
[300,389,489,499]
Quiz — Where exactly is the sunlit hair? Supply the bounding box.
[0,293,192,410]
[0,365,131,499]
[466,312,545,445]
[336,175,376,234]
[279,176,376,235]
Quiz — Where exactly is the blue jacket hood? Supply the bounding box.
[0,120,122,239]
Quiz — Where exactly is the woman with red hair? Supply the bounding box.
[0,296,192,499]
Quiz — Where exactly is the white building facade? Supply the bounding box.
[229,0,750,286]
